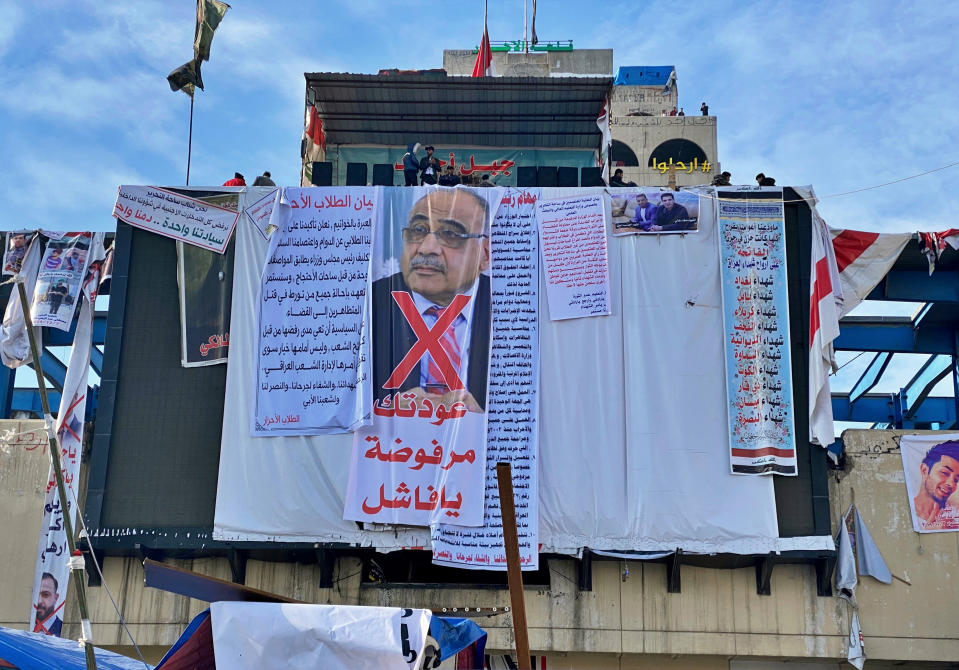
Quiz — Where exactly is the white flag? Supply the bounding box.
[848,609,866,669]
[0,235,42,368]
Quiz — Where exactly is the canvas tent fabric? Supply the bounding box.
[0,626,150,670]
[215,186,833,555]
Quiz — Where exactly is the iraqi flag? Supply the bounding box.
[808,213,842,447]
[918,228,959,274]
[831,229,910,317]
[471,25,495,77]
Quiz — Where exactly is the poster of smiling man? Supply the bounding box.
[345,187,503,527]
[900,434,959,532]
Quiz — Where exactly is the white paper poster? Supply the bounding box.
[247,188,279,240]
[113,185,239,253]
[536,193,610,320]
[211,602,430,670]
[432,188,540,570]
[253,187,375,435]
[31,232,95,331]
[3,230,33,275]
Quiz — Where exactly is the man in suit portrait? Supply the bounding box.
[33,572,63,636]
[372,189,492,412]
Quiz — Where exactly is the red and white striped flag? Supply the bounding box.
[808,213,842,447]
[831,229,910,317]
[596,97,611,182]
[471,24,495,77]
[918,229,959,275]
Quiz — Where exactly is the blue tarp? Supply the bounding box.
[614,66,675,86]
[0,626,150,670]
[429,616,487,665]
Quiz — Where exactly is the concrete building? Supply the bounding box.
[301,44,719,190]
[4,421,957,667]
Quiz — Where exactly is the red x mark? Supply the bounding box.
[383,291,471,391]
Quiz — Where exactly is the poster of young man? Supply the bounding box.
[900,434,959,532]
[2,231,33,276]
[609,189,699,235]
[345,187,503,527]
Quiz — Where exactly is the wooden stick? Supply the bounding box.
[496,462,531,670]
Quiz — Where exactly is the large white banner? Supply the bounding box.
[717,189,797,476]
[900,433,959,532]
[211,602,430,670]
[253,187,374,435]
[432,188,540,569]
[536,193,610,320]
[113,185,238,253]
[29,236,105,636]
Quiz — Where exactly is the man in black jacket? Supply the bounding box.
[419,145,441,185]
[371,190,491,412]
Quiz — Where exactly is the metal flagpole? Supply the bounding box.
[186,94,194,186]
[523,0,528,53]
[17,280,98,670]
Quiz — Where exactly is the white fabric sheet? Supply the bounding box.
[210,602,430,670]
[215,187,803,554]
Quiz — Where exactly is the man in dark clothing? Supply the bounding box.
[701,102,709,116]
[419,145,441,185]
[438,165,460,187]
[609,169,637,188]
[478,174,494,187]
[650,192,694,231]
[47,281,69,315]
[755,173,777,186]
[402,143,422,186]
[253,171,275,186]
[222,172,245,186]
[711,171,732,186]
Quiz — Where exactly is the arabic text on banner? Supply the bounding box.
[31,233,94,332]
[253,187,374,435]
[431,188,540,570]
[718,190,797,475]
[247,188,279,240]
[899,433,959,532]
[29,240,104,637]
[536,193,611,320]
[344,187,502,527]
[113,185,238,253]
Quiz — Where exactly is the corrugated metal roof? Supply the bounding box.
[305,73,613,148]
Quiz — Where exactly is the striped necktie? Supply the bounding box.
[423,305,462,394]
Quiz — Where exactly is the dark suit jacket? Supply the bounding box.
[372,272,491,410]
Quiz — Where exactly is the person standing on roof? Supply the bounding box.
[403,143,422,186]
[223,172,245,186]
[253,171,275,186]
[419,145,441,185]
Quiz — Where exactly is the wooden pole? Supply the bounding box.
[18,281,98,670]
[496,462,531,670]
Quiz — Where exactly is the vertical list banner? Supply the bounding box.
[253,187,375,435]
[536,193,611,320]
[718,190,797,475]
[431,189,540,570]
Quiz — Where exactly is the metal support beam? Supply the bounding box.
[832,394,957,426]
[903,354,952,420]
[835,317,956,354]
[755,554,775,596]
[848,352,892,404]
[666,549,682,593]
[227,548,247,585]
[578,548,592,592]
[866,270,959,303]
